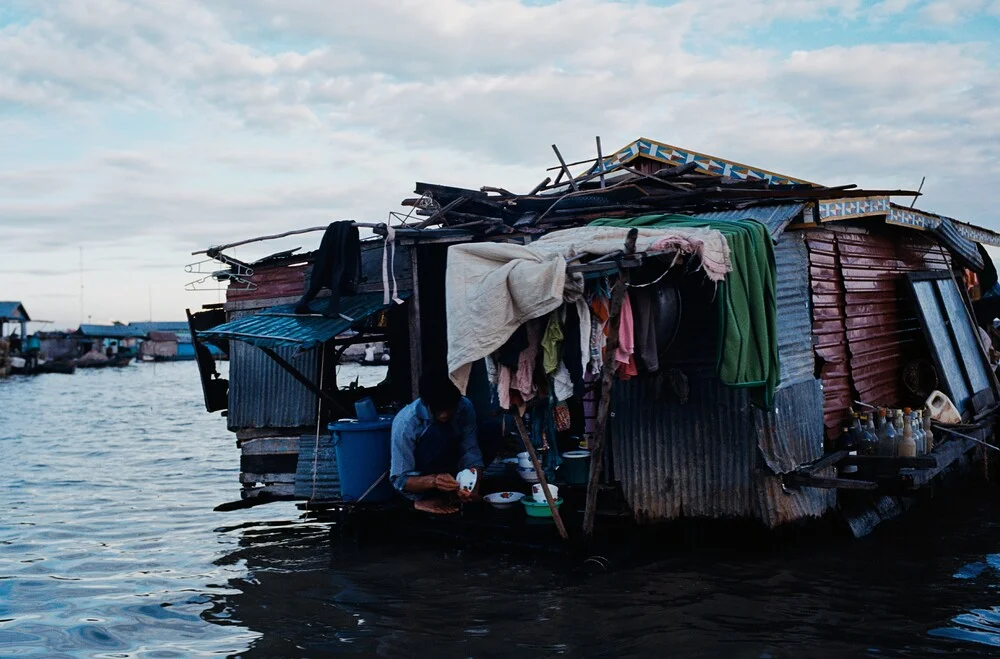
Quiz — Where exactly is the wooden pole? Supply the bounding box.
[595,136,606,189]
[582,228,638,537]
[191,221,382,255]
[551,144,580,192]
[513,414,569,541]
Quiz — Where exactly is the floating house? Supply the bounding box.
[0,301,30,342]
[190,137,1000,541]
[130,321,226,361]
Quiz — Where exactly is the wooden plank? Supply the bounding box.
[240,472,296,484]
[408,247,422,400]
[800,450,848,474]
[785,473,878,490]
[840,455,936,469]
[241,436,299,455]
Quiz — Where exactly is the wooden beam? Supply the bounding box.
[408,247,423,400]
[258,346,350,417]
[595,136,606,189]
[513,414,569,541]
[785,473,879,490]
[583,228,639,537]
[552,144,579,192]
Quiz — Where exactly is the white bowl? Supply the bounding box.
[456,468,478,492]
[484,491,525,510]
[517,467,540,483]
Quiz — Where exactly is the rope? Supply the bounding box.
[311,348,326,502]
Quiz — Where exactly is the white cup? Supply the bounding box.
[517,451,532,469]
[532,483,558,503]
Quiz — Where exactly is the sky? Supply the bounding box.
[1,0,999,329]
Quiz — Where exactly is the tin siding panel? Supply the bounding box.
[774,232,815,388]
[227,308,319,431]
[805,226,950,444]
[611,371,757,522]
[690,203,805,238]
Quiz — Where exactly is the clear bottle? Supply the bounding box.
[862,414,879,456]
[898,407,917,457]
[913,411,926,455]
[923,407,934,451]
[839,426,858,475]
[877,408,898,457]
[895,409,905,435]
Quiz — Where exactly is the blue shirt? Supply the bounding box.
[389,397,483,500]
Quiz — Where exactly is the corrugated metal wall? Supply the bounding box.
[610,374,834,527]
[611,370,757,522]
[805,225,951,442]
[775,232,815,388]
[227,308,320,432]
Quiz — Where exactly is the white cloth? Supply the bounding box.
[553,362,574,402]
[575,297,591,374]
[447,243,568,393]
[445,226,730,392]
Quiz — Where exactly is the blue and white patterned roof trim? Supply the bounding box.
[818,196,891,222]
[887,204,1000,247]
[599,138,811,186]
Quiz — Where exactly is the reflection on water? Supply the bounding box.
[3,362,1000,656]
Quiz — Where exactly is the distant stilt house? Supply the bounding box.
[0,301,30,378]
[129,321,227,361]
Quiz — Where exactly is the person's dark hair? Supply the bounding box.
[419,367,461,414]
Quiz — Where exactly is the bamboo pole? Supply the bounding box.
[551,144,580,192]
[513,414,569,541]
[582,228,638,537]
[191,221,382,256]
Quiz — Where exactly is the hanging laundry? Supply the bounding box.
[575,298,591,375]
[295,221,361,316]
[563,304,585,398]
[629,287,660,373]
[589,296,609,375]
[542,312,564,376]
[615,292,635,367]
[619,354,639,381]
[513,318,543,402]
[495,324,528,369]
[552,362,574,402]
[497,365,513,410]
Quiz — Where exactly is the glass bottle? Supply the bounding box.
[923,407,934,451]
[839,426,858,475]
[862,414,879,456]
[898,407,917,457]
[877,408,897,457]
[913,411,926,455]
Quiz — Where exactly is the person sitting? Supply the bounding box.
[390,368,484,515]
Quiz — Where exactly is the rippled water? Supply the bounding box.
[3,362,1000,657]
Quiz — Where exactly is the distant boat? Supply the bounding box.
[76,353,133,369]
[9,357,76,375]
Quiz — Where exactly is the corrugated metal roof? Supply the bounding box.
[77,324,146,338]
[688,203,806,239]
[0,301,29,321]
[202,292,406,349]
[774,231,815,388]
[129,322,189,333]
[933,216,984,271]
[294,434,341,501]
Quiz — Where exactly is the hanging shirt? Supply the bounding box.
[513,319,543,402]
[542,312,564,376]
[615,291,635,367]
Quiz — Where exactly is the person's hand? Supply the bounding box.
[456,488,481,503]
[433,473,459,492]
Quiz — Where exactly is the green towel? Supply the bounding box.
[590,214,779,408]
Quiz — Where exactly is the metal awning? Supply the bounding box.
[199,292,407,350]
[933,216,985,272]
[688,203,806,239]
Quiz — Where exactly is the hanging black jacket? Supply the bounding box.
[295,221,362,316]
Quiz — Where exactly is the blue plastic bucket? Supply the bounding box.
[329,416,395,503]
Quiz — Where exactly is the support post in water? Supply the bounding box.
[583,228,638,537]
[513,414,569,541]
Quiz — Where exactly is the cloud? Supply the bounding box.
[1,0,1000,326]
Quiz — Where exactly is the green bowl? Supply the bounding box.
[521,497,564,518]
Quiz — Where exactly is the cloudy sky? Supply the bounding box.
[2,0,999,329]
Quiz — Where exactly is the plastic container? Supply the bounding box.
[329,416,395,502]
[521,497,564,518]
[558,450,591,485]
[926,390,962,424]
[354,397,378,422]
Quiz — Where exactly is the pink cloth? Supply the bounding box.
[649,233,729,282]
[512,319,543,402]
[498,365,512,410]
[615,292,634,365]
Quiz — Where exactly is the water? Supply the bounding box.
[3,362,1000,657]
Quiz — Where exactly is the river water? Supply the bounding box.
[3,361,1000,657]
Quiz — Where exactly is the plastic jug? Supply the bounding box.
[354,397,378,422]
[925,390,962,424]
